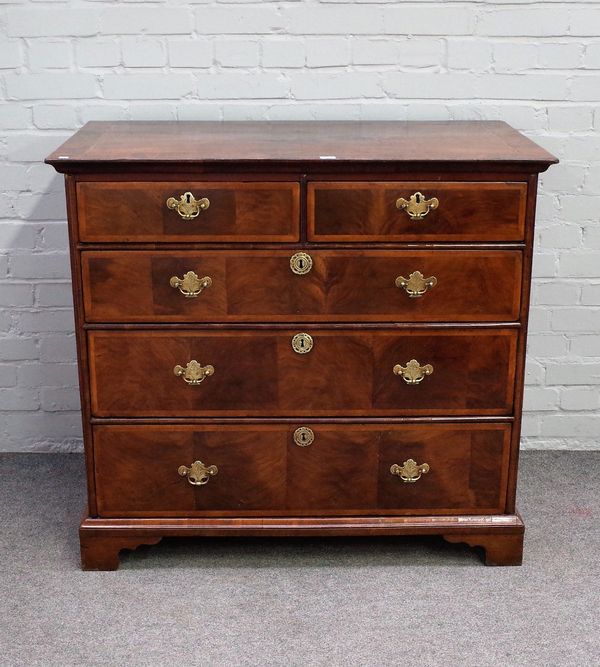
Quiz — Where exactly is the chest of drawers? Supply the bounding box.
[46,121,556,570]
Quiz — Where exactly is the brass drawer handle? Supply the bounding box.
[174,359,214,385]
[290,252,313,275]
[396,192,439,220]
[395,271,437,298]
[291,332,313,354]
[393,359,433,385]
[293,427,314,446]
[170,271,212,298]
[166,192,210,220]
[390,459,430,483]
[178,460,218,486]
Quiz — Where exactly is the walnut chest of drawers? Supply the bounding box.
[46,121,556,570]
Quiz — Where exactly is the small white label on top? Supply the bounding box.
[319,155,337,159]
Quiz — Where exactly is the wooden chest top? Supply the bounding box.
[46,120,557,172]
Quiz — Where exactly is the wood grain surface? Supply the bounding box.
[88,328,518,417]
[46,121,557,169]
[93,422,511,517]
[82,249,523,323]
[77,181,300,242]
[308,181,527,242]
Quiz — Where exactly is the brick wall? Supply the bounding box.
[1,1,599,451]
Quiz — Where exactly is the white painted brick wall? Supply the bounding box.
[1,1,599,452]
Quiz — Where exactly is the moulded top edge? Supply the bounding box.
[45,120,558,173]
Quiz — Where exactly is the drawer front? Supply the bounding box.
[77,181,300,242]
[82,249,522,323]
[88,329,517,417]
[93,423,510,517]
[308,182,527,242]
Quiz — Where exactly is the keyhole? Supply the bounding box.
[185,193,191,203]
[292,332,312,354]
[415,193,421,203]
[298,258,304,269]
[293,426,314,446]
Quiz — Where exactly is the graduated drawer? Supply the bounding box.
[308,182,527,242]
[93,423,511,517]
[76,181,300,242]
[82,249,522,323]
[88,328,517,417]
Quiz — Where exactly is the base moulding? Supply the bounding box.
[80,512,525,570]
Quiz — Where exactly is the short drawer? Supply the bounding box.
[88,328,517,418]
[93,423,511,517]
[77,181,300,242]
[308,182,527,242]
[82,249,522,323]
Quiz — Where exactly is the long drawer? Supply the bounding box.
[88,329,518,417]
[93,423,511,517]
[82,249,523,323]
[308,181,527,242]
[77,181,300,242]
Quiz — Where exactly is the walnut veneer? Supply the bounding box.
[46,121,557,570]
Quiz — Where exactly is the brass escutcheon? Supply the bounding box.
[173,359,214,385]
[178,460,218,486]
[291,333,313,354]
[170,270,212,298]
[393,359,433,385]
[293,427,315,447]
[396,192,439,220]
[395,271,437,298]
[166,192,210,220]
[390,459,430,483]
[290,252,313,275]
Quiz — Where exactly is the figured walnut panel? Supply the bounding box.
[94,425,287,515]
[88,329,517,418]
[93,423,510,517]
[308,181,527,242]
[82,249,523,323]
[77,181,300,242]
[378,425,509,511]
